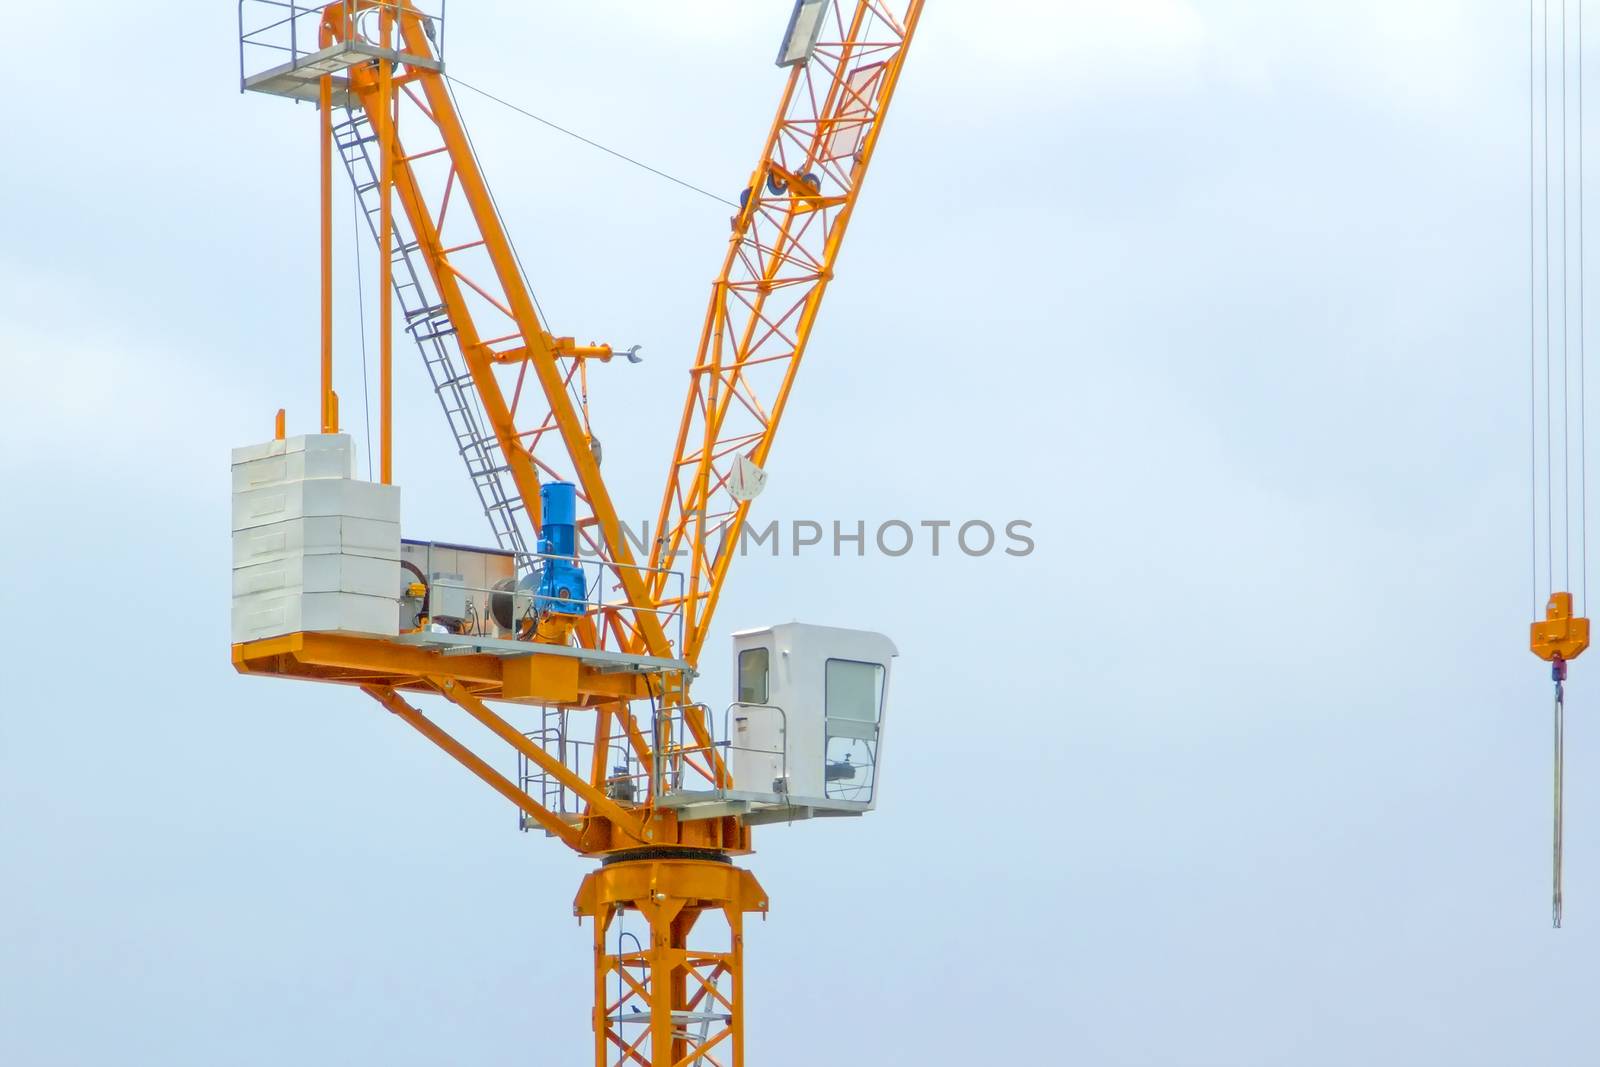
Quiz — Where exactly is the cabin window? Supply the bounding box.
[738,647,770,704]
[823,658,883,803]
[824,658,883,722]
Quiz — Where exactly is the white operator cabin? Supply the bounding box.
[721,622,897,821]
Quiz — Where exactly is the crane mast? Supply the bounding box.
[233,2,922,1062]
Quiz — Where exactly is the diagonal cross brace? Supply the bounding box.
[362,684,583,849]
[426,676,649,845]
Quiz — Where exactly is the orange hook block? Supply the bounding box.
[1531,591,1590,663]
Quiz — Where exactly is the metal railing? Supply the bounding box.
[515,700,791,832]
[401,551,686,659]
[650,701,789,803]
[516,715,644,827]
[238,0,447,89]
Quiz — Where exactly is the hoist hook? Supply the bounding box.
[1531,595,1584,929]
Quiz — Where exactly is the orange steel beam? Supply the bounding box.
[364,684,583,849]
[644,0,924,665]
[427,675,649,843]
[230,631,656,705]
[377,5,395,483]
[319,71,336,433]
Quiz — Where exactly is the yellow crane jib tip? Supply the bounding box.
[1531,591,1590,664]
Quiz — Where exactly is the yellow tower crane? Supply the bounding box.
[231,2,922,1061]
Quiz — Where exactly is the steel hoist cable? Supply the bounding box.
[1565,0,1572,593]
[1529,0,1591,930]
[1576,0,1586,930]
[446,75,738,209]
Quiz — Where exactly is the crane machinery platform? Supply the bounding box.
[231,2,922,1062]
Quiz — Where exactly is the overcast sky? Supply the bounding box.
[2,2,1595,1064]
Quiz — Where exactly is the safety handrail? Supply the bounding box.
[239,1,449,90]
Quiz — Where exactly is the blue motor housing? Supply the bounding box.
[536,481,586,616]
